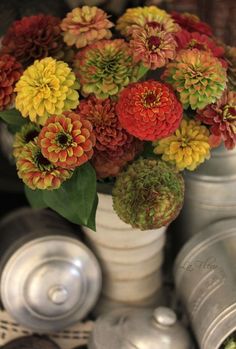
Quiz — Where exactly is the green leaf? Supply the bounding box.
[43,162,97,228]
[86,193,98,232]
[24,186,47,208]
[135,63,150,81]
[0,108,27,131]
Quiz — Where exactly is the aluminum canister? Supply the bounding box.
[0,207,101,332]
[174,145,236,248]
[174,218,236,349]
[88,306,193,349]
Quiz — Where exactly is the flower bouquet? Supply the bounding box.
[0,5,235,232]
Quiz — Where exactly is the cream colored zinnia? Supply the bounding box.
[15,57,80,125]
[61,6,113,49]
[153,119,211,171]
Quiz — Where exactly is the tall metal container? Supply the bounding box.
[0,207,101,332]
[175,145,236,247]
[174,218,236,349]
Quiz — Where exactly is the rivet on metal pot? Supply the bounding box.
[0,207,102,332]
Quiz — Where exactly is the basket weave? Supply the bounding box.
[0,310,93,348]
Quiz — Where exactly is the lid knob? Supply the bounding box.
[48,285,68,305]
[153,307,177,326]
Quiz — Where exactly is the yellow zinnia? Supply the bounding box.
[15,57,80,125]
[153,119,211,171]
[116,6,179,37]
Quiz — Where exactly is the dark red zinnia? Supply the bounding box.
[1,14,70,67]
[171,12,213,36]
[0,54,22,110]
[197,90,236,149]
[175,29,224,58]
[91,139,143,179]
[77,95,133,152]
[116,80,183,141]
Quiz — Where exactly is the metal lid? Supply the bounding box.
[1,236,101,332]
[89,307,192,349]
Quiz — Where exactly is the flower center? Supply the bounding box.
[143,92,159,107]
[147,21,163,30]
[35,151,53,171]
[56,132,72,148]
[148,36,161,51]
[189,40,206,51]
[228,107,236,116]
[180,136,189,147]
[25,130,39,143]
[223,105,236,122]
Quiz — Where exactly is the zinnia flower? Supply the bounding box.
[16,140,72,190]
[225,45,236,91]
[77,95,132,151]
[13,123,41,158]
[163,49,227,110]
[38,112,95,169]
[112,158,184,230]
[1,15,70,67]
[197,90,236,149]
[175,29,225,58]
[0,54,22,110]
[130,25,177,69]
[92,139,143,179]
[74,39,137,99]
[116,80,183,141]
[116,6,179,37]
[61,6,113,49]
[153,119,211,171]
[171,12,213,36]
[15,57,80,125]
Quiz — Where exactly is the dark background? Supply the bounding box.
[0,0,235,44]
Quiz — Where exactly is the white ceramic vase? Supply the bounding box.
[83,193,167,315]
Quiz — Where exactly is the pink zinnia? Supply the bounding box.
[130,24,177,70]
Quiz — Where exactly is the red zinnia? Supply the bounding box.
[77,95,132,152]
[116,80,183,141]
[171,12,213,36]
[1,15,69,67]
[197,90,236,149]
[0,54,22,110]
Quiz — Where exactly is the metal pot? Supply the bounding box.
[174,145,236,248]
[89,306,193,349]
[0,207,102,332]
[174,218,236,349]
[2,336,60,349]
